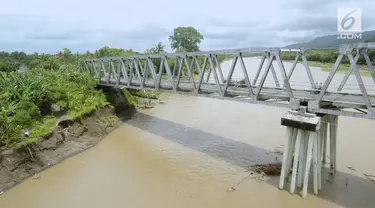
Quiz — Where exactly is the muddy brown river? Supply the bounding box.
[1,59,375,208]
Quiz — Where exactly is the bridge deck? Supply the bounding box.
[84,44,375,119]
[101,77,374,110]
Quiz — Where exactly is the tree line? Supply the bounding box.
[281,49,375,65]
[0,26,206,72]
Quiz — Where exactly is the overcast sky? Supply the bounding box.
[1,0,374,53]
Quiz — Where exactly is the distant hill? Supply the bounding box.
[283,30,375,49]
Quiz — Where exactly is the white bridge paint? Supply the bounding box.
[279,110,337,198]
[85,44,375,119]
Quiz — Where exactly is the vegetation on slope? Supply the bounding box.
[0,64,108,148]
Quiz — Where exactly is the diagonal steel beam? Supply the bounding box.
[300,51,316,88]
[141,59,150,86]
[109,60,118,81]
[337,49,361,91]
[287,52,300,80]
[275,53,294,99]
[163,56,176,91]
[100,61,111,84]
[183,55,196,91]
[141,59,149,85]
[132,58,143,87]
[347,53,373,112]
[205,60,213,83]
[91,61,100,78]
[175,56,184,91]
[196,56,208,94]
[128,58,137,86]
[188,56,195,81]
[214,55,225,84]
[193,56,202,75]
[137,58,145,76]
[120,59,129,85]
[115,60,121,87]
[268,53,280,87]
[201,56,208,83]
[207,54,223,96]
[252,54,267,86]
[223,55,238,97]
[156,58,164,90]
[255,54,274,100]
[238,52,255,97]
[363,50,375,85]
[172,57,178,76]
[146,58,158,86]
[315,54,344,102]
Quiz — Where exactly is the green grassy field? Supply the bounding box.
[306,61,372,77]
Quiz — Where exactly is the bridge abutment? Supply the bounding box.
[279,107,338,198]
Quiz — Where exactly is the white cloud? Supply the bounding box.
[0,0,374,53]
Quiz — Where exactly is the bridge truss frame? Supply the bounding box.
[83,43,375,119]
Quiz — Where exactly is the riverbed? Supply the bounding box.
[0,58,374,208]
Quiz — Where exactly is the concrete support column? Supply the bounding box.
[279,108,338,198]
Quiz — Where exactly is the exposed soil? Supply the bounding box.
[251,163,282,176]
[0,106,121,193]
[0,88,160,194]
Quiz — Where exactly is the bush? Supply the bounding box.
[0,64,108,148]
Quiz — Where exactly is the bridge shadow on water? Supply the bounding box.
[121,112,375,208]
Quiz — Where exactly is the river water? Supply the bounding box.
[1,58,375,208]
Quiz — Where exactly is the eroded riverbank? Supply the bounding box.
[0,106,121,193]
[0,87,161,193]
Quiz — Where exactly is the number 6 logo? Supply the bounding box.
[337,8,362,33]
[341,10,357,30]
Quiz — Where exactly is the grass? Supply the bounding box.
[288,60,372,77]
[127,89,160,99]
[122,89,139,107]
[307,61,372,77]
[12,116,57,149]
[96,115,118,127]
[0,65,110,148]
[29,116,57,138]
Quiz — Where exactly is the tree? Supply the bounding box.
[96,46,135,57]
[169,26,204,52]
[0,61,19,72]
[62,48,72,56]
[145,42,166,54]
[154,42,165,53]
[144,42,166,74]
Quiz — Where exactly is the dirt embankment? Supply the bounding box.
[0,106,120,193]
[0,88,158,194]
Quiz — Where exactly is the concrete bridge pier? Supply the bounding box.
[278,107,338,198]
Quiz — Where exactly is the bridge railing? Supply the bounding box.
[83,43,375,119]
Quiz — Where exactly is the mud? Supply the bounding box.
[0,106,119,193]
[0,88,157,193]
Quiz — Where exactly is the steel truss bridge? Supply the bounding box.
[83,43,375,119]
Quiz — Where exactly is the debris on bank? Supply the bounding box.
[364,174,375,183]
[272,145,284,155]
[251,163,282,176]
[226,163,282,193]
[347,166,356,171]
